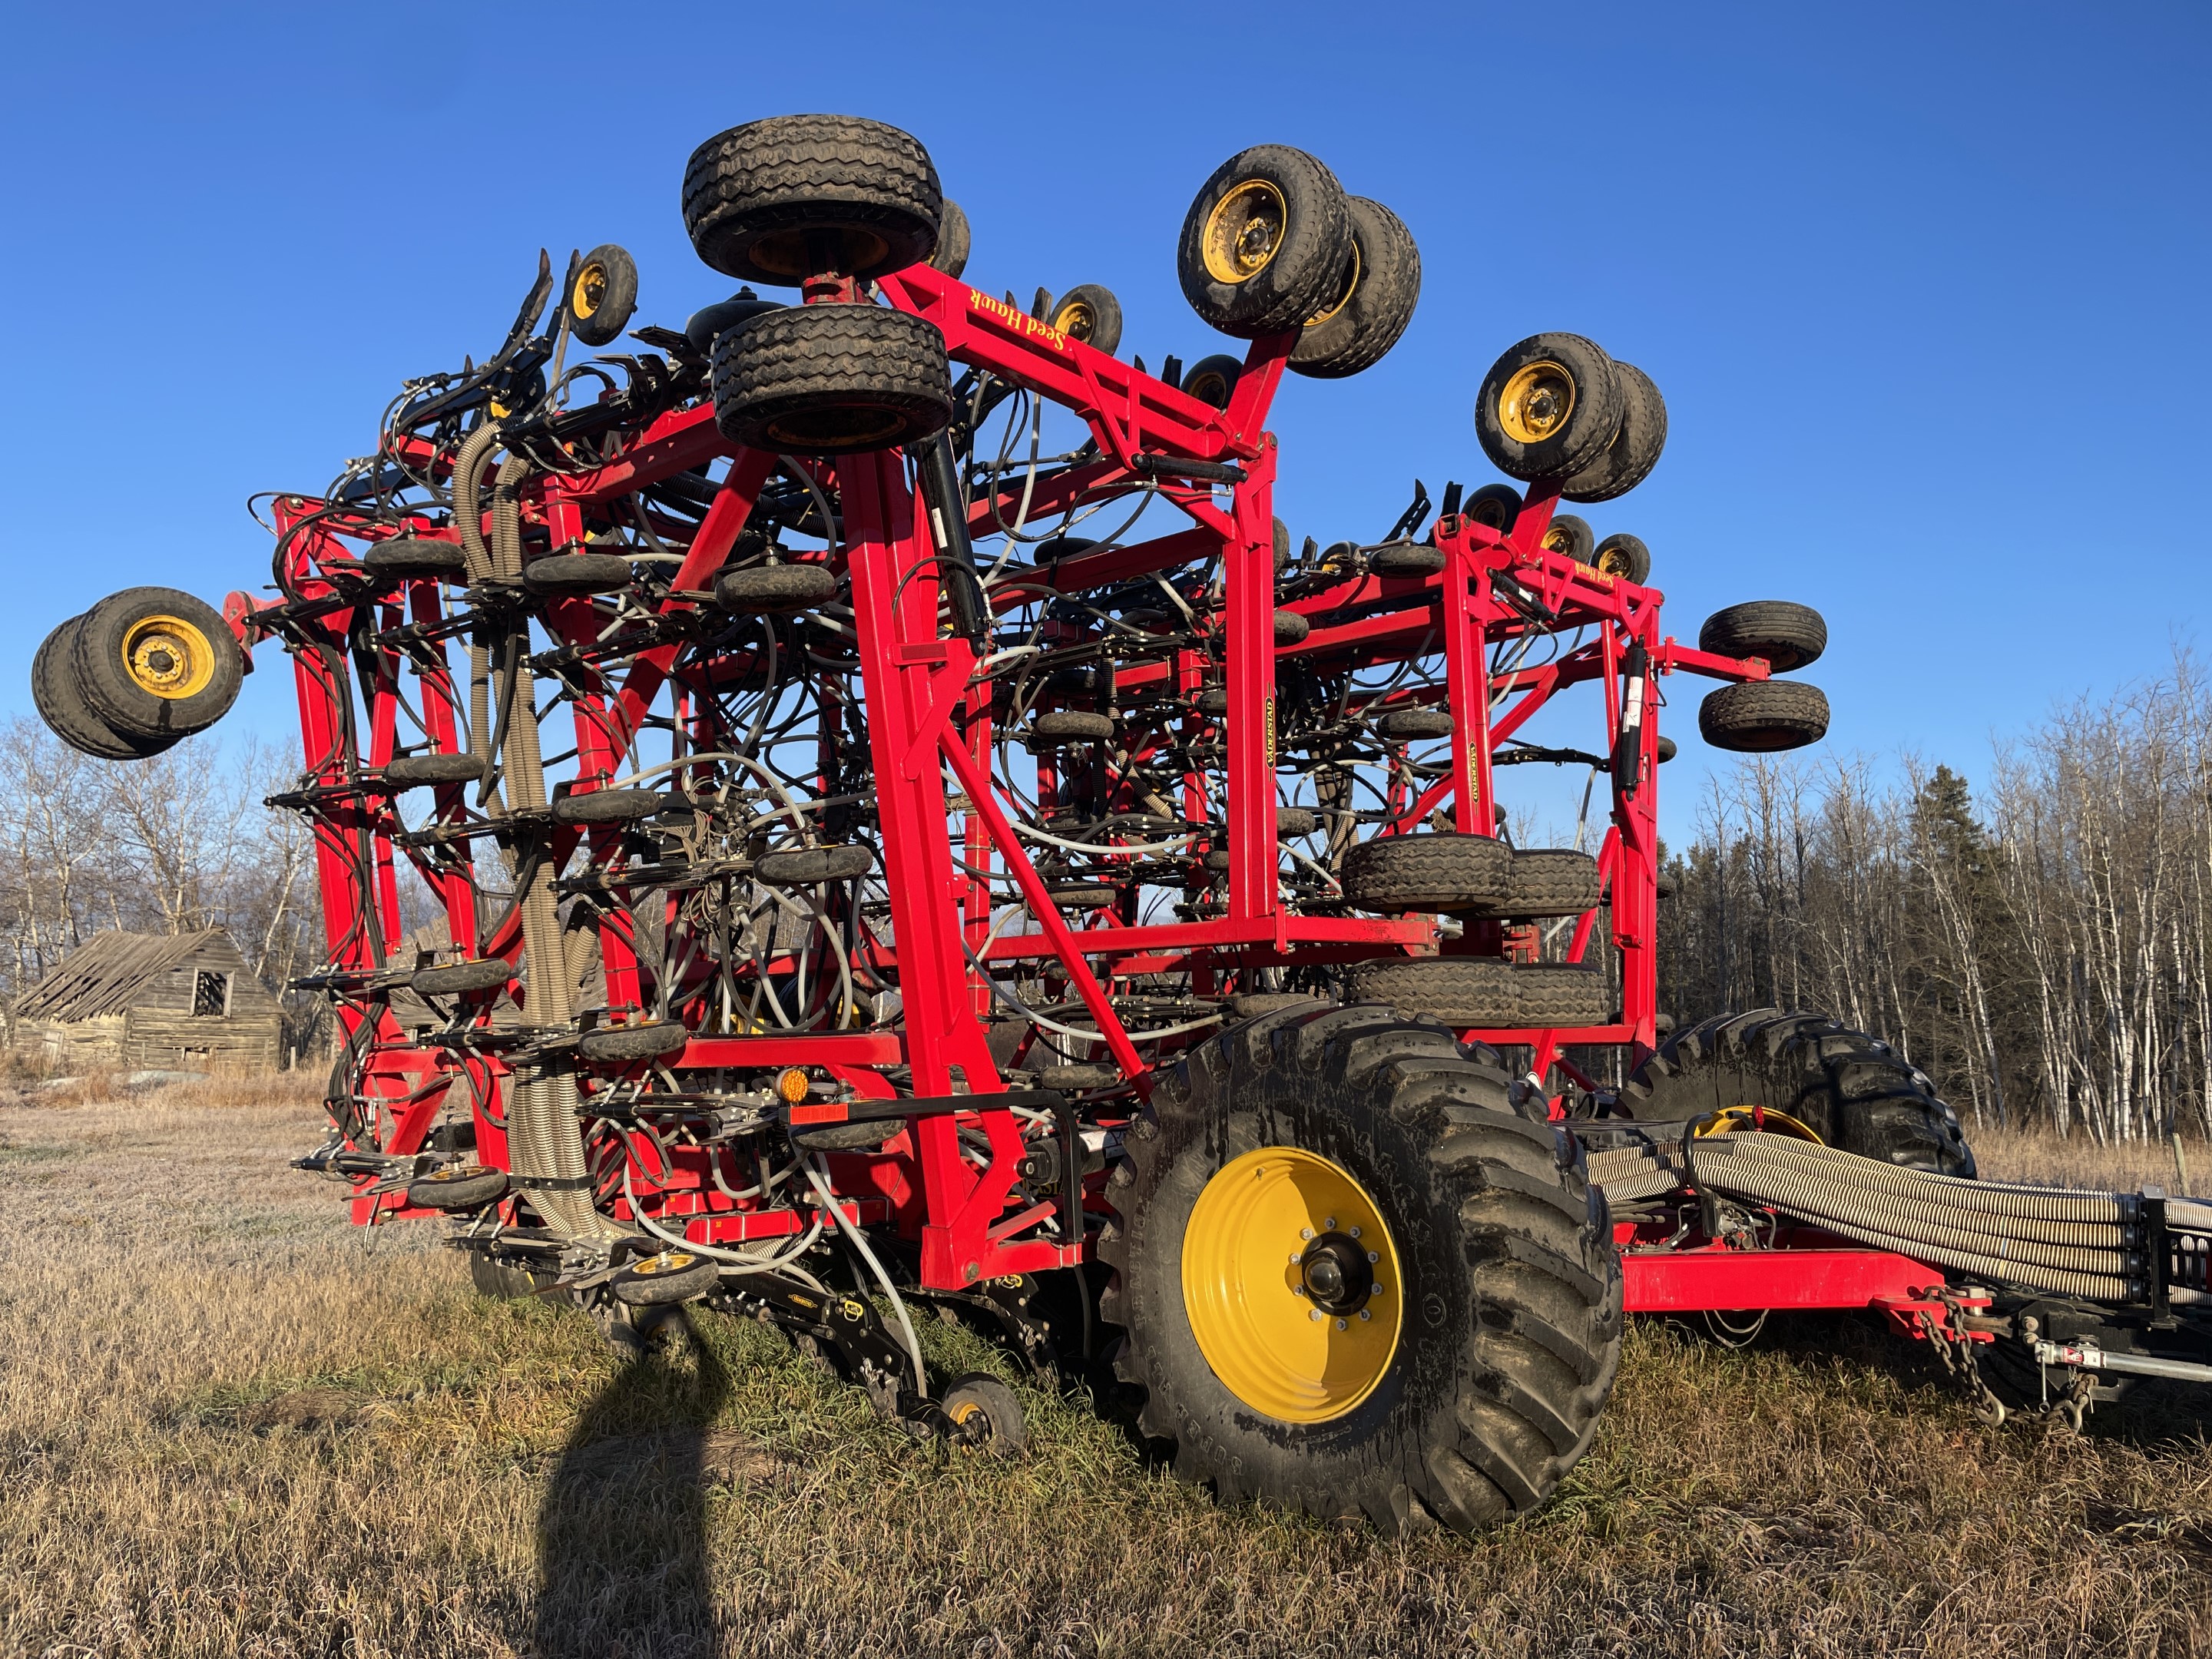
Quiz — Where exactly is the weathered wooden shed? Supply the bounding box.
[12,931,283,1072]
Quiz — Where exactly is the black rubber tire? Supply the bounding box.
[1464,483,1523,533]
[1655,735,1678,764]
[383,752,487,787]
[1699,681,1830,753]
[1042,886,1118,909]
[712,303,952,455]
[1378,707,1454,742]
[611,1249,721,1307]
[1591,532,1651,585]
[1347,957,1516,1025]
[1031,711,1115,742]
[408,1164,509,1211]
[1484,849,1601,919]
[685,290,783,356]
[522,552,634,596]
[929,200,970,280]
[1537,513,1595,566]
[1200,849,1234,873]
[1040,1064,1121,1092]
[71,587,244,741]
[1048,284,1123,356]
[1195,687,1230,717]
[1560,363,1667,504]
[1181,354,1242,409]
[683,114,942,286]
[943,1372,1028,1459]
[411,959,513,997]
[755,844,874,886]
[1475,333,1624,482]
[1698,601,1828,672]
[1342,833,1512,912]
[1273,609,1310,647]
[551,789,666,826]
[1227,992,1323,1018]
[1177,145,1353,339]
[32,618,178,760]
[1512,965,1614,1028]
[568,243,638,348]
[577,1021,692,1063]
[469,1252,556,1299]
[1370,541,1445,576]
[1100,1004,1621,1534]
[363,537,469,579]
[713,562,838,613]
[1288,196,1420,379]
[1623,1009,1975,1175]
[1276,807,1320,837]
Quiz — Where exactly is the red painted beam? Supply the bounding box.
[1621,1246,1939,1313]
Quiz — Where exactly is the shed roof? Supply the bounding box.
[15,931,248,1023]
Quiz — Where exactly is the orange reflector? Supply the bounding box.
[777,1068,810,1104]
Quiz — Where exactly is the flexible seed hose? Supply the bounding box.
[476,450,620,1244]
[453,422,504,797]
[1588,1132,2165,1304]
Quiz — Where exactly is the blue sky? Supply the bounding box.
[2,2,2204,842]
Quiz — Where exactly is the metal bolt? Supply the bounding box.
[1359,1309,1372,1322]
[1371,1283,1385,1296]
[1289,1251,1302,1263]
[1310,1309,1323,1322]
[1367,1250,1379,1263]
[1324,1217,1337,1230]
[1349,1226,1362,1239]
[1293,1285,1306,1297]
[1300,1227,1314,1241]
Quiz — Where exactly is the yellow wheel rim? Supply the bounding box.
[1595,546,1632,577]
[1696,1105,1824,1144]
[1303,237,1362,329]
[571,260,608,320]
[1051,298,1096,340]
[1498,359,1576,445]
[121,614,216,700]
[1182,1145,1402,1423]
[1202,179,1288,286]
[634,1250,699,1277]
[1541,525,1575,554]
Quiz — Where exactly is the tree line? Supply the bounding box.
[1657,654,2212,1144]
[0,718,329,1064]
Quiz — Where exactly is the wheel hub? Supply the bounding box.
[1181,1145,1402,1422]
[1499,360,1575,445]
[121,615,214,700]
[1202,180,1287,285]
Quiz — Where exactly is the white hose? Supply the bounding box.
[805,1156,926,1395]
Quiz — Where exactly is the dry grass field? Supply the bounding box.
[4,1085,2211,1658]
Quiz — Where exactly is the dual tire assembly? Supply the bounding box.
[33,587,243,759]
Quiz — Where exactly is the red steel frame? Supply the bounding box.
[246,256,1939,1320]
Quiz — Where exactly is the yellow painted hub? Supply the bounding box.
[631,1250,700,1278]
[1304,237,1363,329]
[121,614,216,700]
[1051,298,1097,340]
[571,261,608,320]
[1202,179,1288,286]
[1595,545,1634,577]
[1498,359,1576,445]
[1182,1145,1402,1423]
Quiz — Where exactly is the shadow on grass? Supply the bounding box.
[533,1312,730,1659]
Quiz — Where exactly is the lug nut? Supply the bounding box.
[1324,1217,1336,1230]
[1335,1318,1348,1330]
[1300,1227,1314,1241]
[1359,1309,1372,1322]
[1349,1226,1362,1239]
[1310,1309,1323,1322]
[1367,1250,1379,1263]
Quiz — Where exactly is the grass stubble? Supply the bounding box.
[2,1087,2210,1658]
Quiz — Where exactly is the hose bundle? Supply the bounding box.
[1585,1130,2209,1306]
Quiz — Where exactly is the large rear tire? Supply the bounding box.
[1100,1005,1621,1534]
[1623,1009,1975,1175]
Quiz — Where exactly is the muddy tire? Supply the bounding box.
[1698,601,1828,672]
[1288,195,1421,379]
[408,1164,509,1211]
[1592,532,1651,585]
[1699,680,1830,752]
[522,552,634,596]
[929,200,970,280]
[1624,1009,1975,1175]
[1181,354,1243,409]
[714,562,838,613]
[32,618,178,760]
[1482,849,1601,920]
[1512,964,1614,1028]
[611,1249,721,1306]
[71,587,244,741]
[1560,363,1667,503]
[1342,833,1511,912]
[1048,284,1123,356]
[1475,333,1623,482]
[576,1021,691,1064]
[1347,958,1516,1025]
[551,789,667,826]
[363,537,469,579]
[1101,1004,1621,1533]
[384,752,487,787]
[683,114,943,285]
[712,303,952,455]
[1177,145,1353,339]
[567,243,638,348]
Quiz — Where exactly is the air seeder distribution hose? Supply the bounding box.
[463,438,620,1244]
[1586,1132,2206,1306]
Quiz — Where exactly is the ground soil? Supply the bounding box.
[2,1088,2210,1657]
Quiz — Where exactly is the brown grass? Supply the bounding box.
[4,1093,2212,1657]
